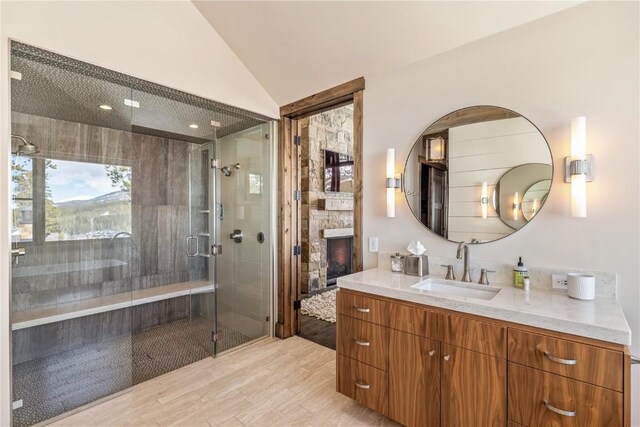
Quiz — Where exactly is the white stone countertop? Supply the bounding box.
[338,268,632,346]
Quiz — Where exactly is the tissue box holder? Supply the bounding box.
[404,255,429,277]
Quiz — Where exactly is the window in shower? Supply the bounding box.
[44,159,131,241]
[11,155,33,242]
[11,156,132,242]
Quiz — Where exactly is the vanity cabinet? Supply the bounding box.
[337,289,507,427]
[336,289,631,427]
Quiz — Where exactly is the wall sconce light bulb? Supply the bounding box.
[480,181,488,219]
[386,148,396,218]
[568,116,589,218]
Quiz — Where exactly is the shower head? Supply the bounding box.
[12,134,39,156]
[220,163,240,177]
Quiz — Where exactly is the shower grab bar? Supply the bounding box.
[186,236,199,257]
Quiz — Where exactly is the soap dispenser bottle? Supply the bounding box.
[513,257,528,288]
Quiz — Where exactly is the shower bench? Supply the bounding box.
[11,280,215,331]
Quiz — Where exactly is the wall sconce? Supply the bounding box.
[512,191,520,221]
[564,116,594,218]
[480,181,489,219]
[427,136,446,162]
[386,149,402,218]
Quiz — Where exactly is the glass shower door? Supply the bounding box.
[214,123,271,353]
[187,142,218,355]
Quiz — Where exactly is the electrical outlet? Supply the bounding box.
[368,237,379,253]
[12,399,23,410]
[552,274,568,290]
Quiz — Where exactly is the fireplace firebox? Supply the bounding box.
[326,237,353,286]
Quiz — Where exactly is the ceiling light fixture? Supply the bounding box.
[124,99,140,108]
[189,124,199,129]
[99,105,112,110]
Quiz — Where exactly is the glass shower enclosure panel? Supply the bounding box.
[215,123,271,352]
[10,41,135,427]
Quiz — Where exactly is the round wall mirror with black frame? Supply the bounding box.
[403,105,553,244]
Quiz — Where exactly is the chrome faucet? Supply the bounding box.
[456,242,472,282]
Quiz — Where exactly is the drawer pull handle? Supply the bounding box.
[544,400,576,417]
[354,306,370,313]
[428,350,435,356]
[544,351,577,365]
[443,355,450,361]
[354,339,370,347]
[355,381,370,390]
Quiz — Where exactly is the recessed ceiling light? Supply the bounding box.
[124,99,140,108]
[189,124,199,129]
[100,105,112,110]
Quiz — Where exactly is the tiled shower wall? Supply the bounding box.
[11,112,200,313]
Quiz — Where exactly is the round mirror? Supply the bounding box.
[404,106,552,244]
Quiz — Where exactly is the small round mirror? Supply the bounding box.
[522,179,551,222]
[403,106,552,244]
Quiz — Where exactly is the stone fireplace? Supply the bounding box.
[300,105,354,294]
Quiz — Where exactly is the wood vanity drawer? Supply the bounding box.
[444,313,506,358]
[337,354,388,416]
[508,329,623,391]
[337,314,388,370]
[389,303,443,340]
[337,290,389,326]
[508,363,623,426]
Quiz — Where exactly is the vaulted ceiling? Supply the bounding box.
[194,1,580,106]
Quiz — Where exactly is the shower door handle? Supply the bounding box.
[186,236,199,257]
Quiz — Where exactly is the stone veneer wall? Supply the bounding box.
[300,105,354,293]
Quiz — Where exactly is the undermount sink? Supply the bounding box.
[410,278,501,301]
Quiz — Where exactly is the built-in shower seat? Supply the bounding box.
[11,280,214,331]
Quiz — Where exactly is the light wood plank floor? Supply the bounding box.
[48,336,398,427]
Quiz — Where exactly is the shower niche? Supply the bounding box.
[9,42,273,427]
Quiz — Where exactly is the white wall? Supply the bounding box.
[363,1,640,422]
[0,2,278,424]
[0,1,279,118]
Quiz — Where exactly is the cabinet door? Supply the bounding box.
[441,343,507,427]
[389,330,440,427]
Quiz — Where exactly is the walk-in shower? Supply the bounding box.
[8,42,274,427]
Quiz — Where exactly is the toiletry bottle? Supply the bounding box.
[513,257,528,288]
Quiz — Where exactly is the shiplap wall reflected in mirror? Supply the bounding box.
[404,106,552,244]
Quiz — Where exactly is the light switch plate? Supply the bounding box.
[368,237,379,253]
[552,274,568,290]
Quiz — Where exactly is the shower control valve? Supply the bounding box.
[230,229,243,243]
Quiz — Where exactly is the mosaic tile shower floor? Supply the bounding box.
[12,319,254,427]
